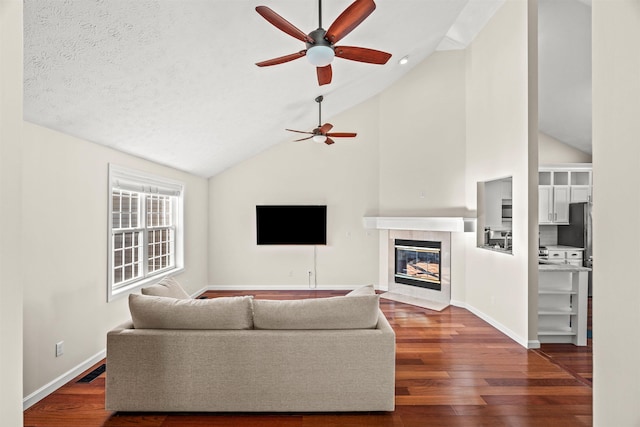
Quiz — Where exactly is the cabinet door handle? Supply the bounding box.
[554,213,557,221]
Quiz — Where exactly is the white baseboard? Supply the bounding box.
[23,349,106,410]
[450,300,530,349]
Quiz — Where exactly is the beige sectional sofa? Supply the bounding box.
[105,282,396,413]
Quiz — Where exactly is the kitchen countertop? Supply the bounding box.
[480,245,513,254]
[538,261,591,272]
[543,245,585,251]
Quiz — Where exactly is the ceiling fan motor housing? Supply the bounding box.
[306,29,335,67]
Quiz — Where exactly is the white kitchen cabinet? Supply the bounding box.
[544,247,584,265]
[570,170,592,202]
[538,187,553,224]
[566,251,583,266]
[539,166,591,224]
[570,186,591,203]
[538,266,589,346]
[538,185,569,224]
[553,187,570,223]
[547,250,567,263]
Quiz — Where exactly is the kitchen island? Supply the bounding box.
[538,262,590,346]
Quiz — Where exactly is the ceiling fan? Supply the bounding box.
[255,0,392,86]
[286,95,357,145]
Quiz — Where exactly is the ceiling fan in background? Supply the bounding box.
[255,0,392,86]
[286,95,357,145]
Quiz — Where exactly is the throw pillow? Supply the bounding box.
[252,294,380,330]
[129,294,254,330]
[346,284,376,296]
[141,276,190,299]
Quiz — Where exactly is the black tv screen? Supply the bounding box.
[256,205,327,245]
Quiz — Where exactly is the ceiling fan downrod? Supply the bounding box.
[315,95,324,128]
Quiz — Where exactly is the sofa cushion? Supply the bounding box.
[141,276,190,299]
[252,294,380,330]
[346,284,376,296]
[129,294,254,330]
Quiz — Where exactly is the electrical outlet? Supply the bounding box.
[55,341,64,357]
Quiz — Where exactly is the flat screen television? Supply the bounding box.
[256,205,327,245]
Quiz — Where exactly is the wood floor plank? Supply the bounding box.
[23,289,592,426]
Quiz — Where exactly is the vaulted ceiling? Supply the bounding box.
[23,0,591,178]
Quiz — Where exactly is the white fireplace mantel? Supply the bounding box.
[363,216,476,233]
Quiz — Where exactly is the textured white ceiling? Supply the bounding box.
[23,1,593,177]
[23,0,508,177]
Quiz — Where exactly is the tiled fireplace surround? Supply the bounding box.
[364,217,474,307]
[384,229,452,306]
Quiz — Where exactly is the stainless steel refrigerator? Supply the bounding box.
[558,202,593,295]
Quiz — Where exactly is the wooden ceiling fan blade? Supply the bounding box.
[325,0,376,44]
[255,6,314,43]
[326,132,357,138]
[286,128,314,135]
[319,123,334,134]
[256,51,306,67]
[293,136,314,142]
[334,46,391,64]
[325,137,336,145]
[317,64,332,86]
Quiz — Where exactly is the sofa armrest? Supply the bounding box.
[108,320,134,333]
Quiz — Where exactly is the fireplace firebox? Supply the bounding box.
[394,239,441,291]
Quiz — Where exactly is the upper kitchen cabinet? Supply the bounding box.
[539,165,592,225]
[569,170,592,202]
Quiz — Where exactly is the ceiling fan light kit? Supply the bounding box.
[255,0,391,86]
[306,46,334,67]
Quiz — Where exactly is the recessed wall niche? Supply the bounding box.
[477,176,513,254]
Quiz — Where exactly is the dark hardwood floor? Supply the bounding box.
[24,290,592,426]
[534,297,593,386]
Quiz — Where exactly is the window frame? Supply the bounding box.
[107,164,184,302]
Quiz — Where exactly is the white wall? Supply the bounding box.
[463,0,533,346]
[0,1,24,425]
[539,131,592,164]
[592,1,640,424]
[21,124,209,399]
[208,97,380,288]
[378,51,468,217]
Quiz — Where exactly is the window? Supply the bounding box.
[108,164,184,301]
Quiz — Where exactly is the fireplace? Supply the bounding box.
[394,239,441,291]
[362,218,458,307]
